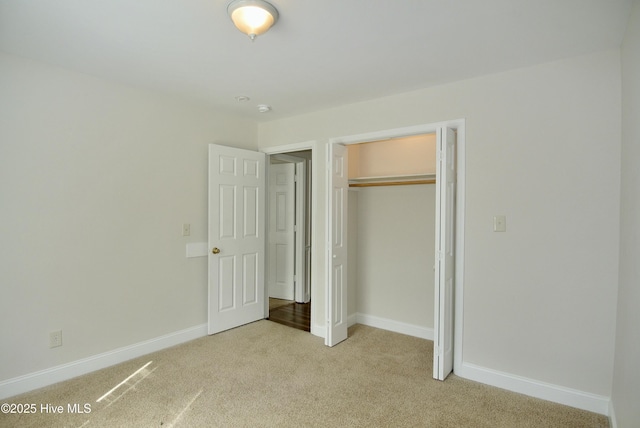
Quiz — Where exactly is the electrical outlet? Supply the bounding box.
[49,330,62,348]
[182,223,191,236]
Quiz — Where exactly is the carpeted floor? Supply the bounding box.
[0,321,608,427]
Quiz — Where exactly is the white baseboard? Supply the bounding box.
[457,362,610,416]
[310,323,325,338]
[0,323,208,400]
[608,400,617,428]
[347,313,358,328]
[354,313,434,340]
[316,314,431,342]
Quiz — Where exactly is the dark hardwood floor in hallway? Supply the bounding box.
[268,298,311,332]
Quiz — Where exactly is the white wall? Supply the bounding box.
[0,53,257,383]
[611,1,640,426]
[258,49,621,402]
[348,134,437,178]
[354,185,435,329]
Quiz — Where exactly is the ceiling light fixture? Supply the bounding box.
[227,0,279,41]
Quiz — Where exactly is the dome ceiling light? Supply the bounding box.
[227,0,279,41]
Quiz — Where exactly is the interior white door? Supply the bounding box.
[326,143,348,347]
[433,127,456,380]
[268,163,295,300]
[208,144,265,335]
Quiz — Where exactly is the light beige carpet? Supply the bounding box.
[1,321,608,427]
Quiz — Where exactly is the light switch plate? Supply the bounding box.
[493,215,506,232]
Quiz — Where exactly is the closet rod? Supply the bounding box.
[349,179,436,188]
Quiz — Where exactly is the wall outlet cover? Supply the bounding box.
[49,330,62,348]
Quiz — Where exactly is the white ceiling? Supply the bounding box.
[0,0,633,121]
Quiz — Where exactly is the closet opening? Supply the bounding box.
[346,133,438,342]
[328,121,462,377]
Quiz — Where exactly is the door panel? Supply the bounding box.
[243,253,258,304]
[208,144,265,335]
[327,143,348,346]
[268,163,295,300]
[244,187,258,238]
[433,127,456,380]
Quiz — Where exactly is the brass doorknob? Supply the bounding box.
[212,247,221,254]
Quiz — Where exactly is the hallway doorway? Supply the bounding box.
[266,149,313,332]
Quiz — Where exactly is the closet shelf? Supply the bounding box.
[348,173,436,187]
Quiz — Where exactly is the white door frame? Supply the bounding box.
[262,141,319,334]
[328,119,465,373]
